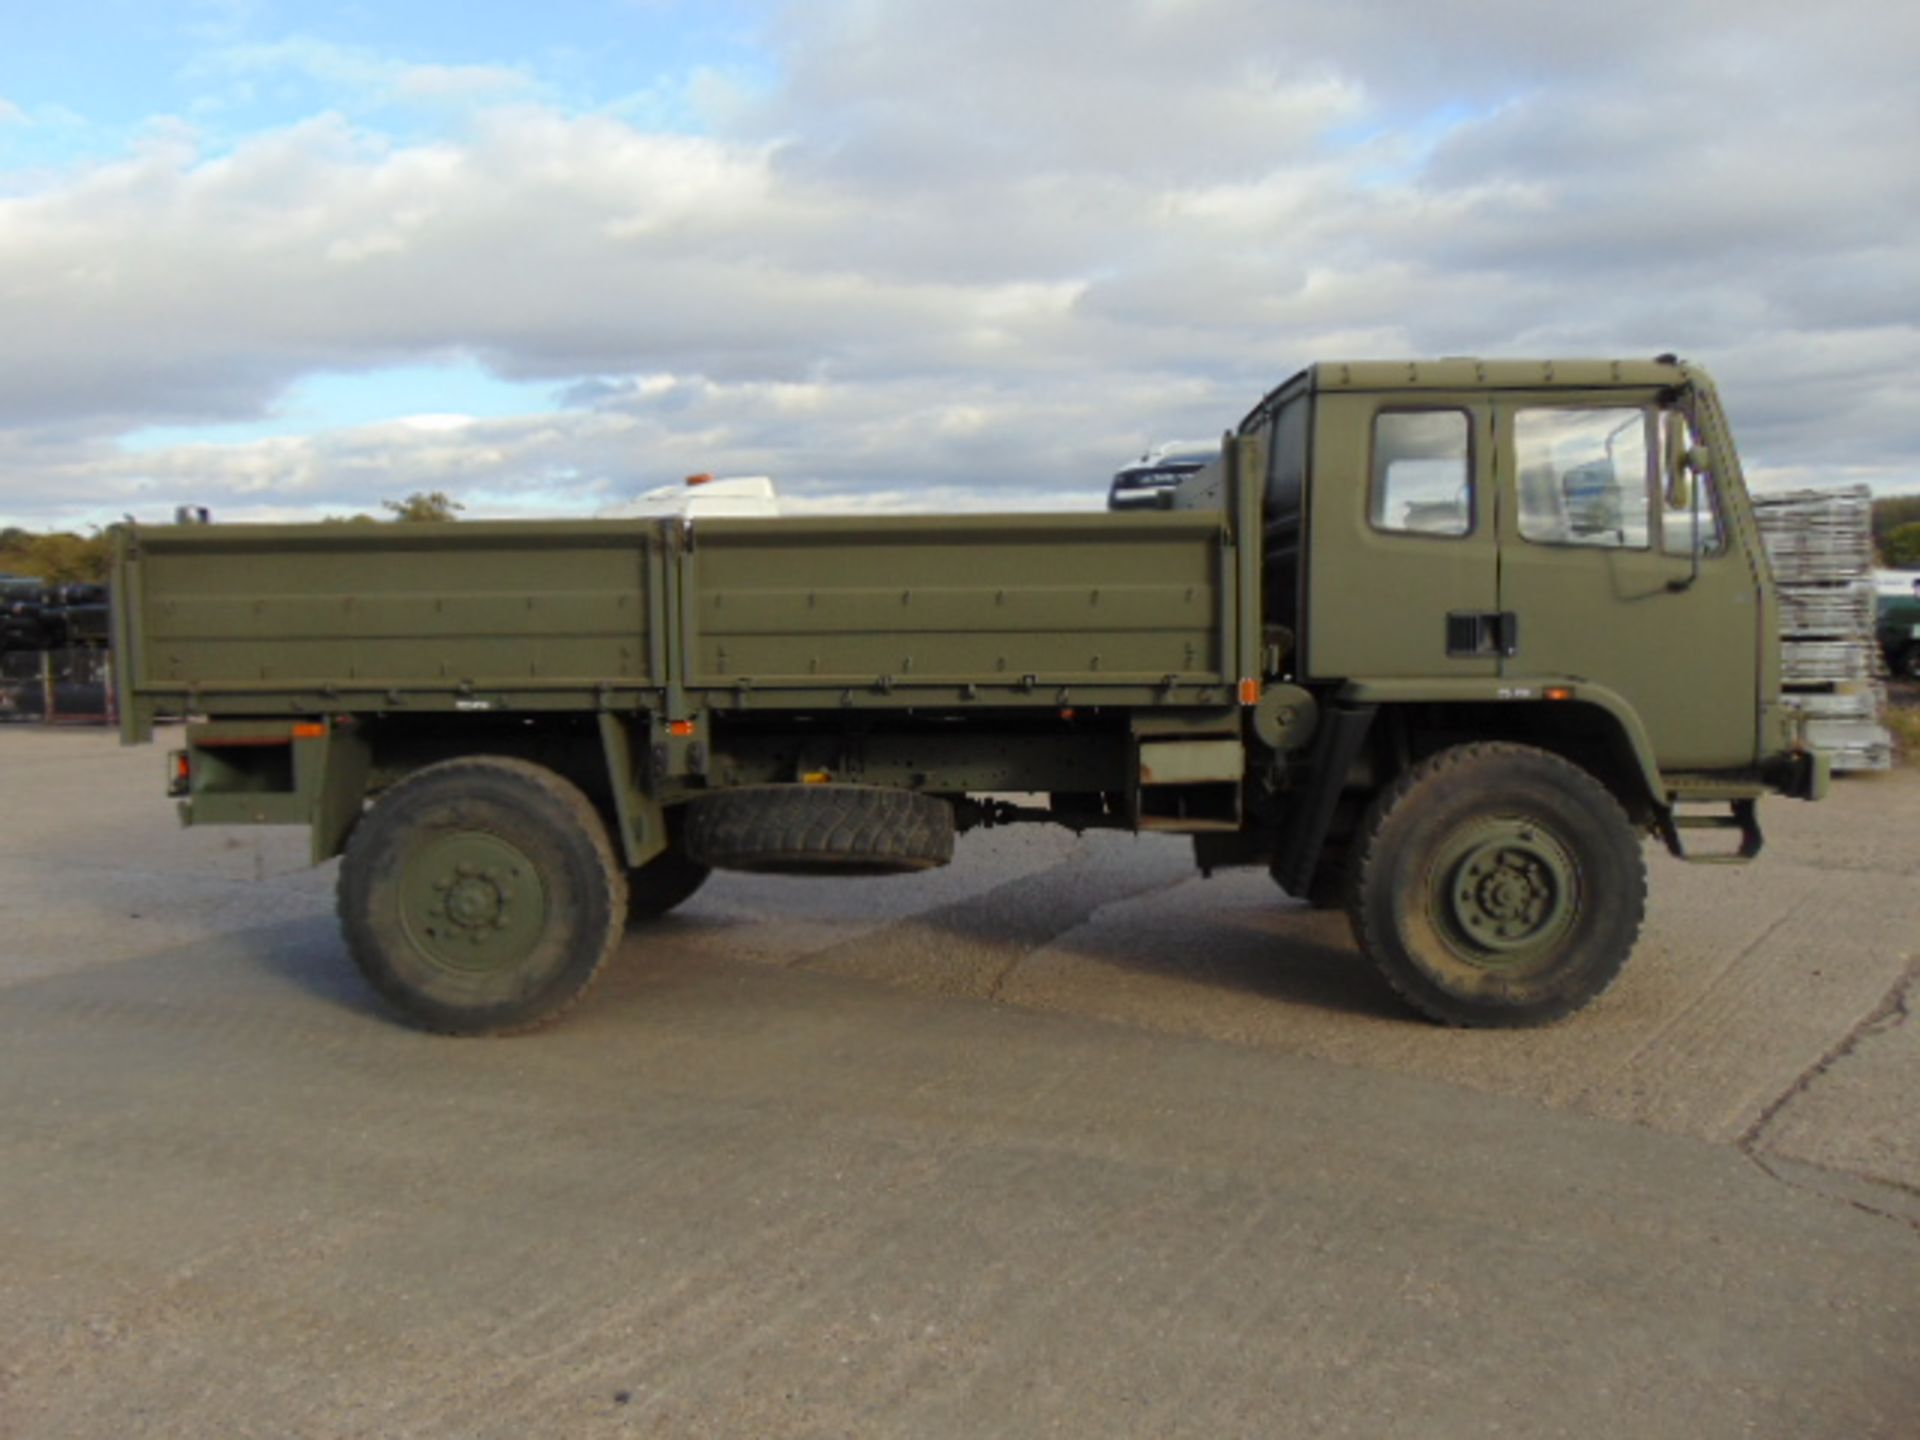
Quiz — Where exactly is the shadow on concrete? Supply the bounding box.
[632,854,1413,1025]
[223,914,388,1021]
[1097,906,1408,1021]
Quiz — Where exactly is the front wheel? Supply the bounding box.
[1347,743,1646,1027]
[1898,642,1920,681]
[337,756,627,1035]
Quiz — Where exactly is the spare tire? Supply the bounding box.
[626,844,711,925]
[683,785,955,875]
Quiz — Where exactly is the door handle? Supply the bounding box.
[1447,611,1519,659]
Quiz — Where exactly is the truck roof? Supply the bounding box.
[1308,357,1692,392]
[1239,357,1700,436]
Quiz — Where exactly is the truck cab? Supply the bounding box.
[1237,358,1799,786]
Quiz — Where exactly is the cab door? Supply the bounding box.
[1492,392,1759,769]
[1305,390,1500,679]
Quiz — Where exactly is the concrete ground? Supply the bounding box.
[1,726,1916,1438]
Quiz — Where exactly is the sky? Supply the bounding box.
[2,0,1918,528]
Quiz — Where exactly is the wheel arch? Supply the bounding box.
[1343,681,1666,828]
[296,711,666,867]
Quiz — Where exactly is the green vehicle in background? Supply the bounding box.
[110,357,1826,1036]
[1879,584,1920,679]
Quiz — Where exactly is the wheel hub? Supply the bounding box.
[399,833,549,973]
[1436,819,1580,966]
[444,870,509,929]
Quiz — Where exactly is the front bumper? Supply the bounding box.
[1767,747,1831,802]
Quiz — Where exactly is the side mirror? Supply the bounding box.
[1663,415,1705,509]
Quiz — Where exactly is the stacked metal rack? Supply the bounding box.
[1753,485,1891,770]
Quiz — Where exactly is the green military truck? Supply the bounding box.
[111,358,1826,1035]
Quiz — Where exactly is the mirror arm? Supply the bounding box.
[1666,465,1704,593]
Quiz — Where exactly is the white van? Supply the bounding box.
[599,475,780,520]
[1106,442,1217,511]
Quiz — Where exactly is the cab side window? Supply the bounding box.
[1514,407,1652,549]
[1371,410,1471,537]
[1266,395,1308,521]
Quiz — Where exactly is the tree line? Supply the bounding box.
[0,492,465,584]
[1872,495,1920,568]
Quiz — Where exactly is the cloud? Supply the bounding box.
[3,0,1919,526]
[15,366,1225,529]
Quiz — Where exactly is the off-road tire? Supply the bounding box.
[626,843,711,925]
[337,756,627,1035]
[682,785,955,875]
[1346,742,1645,1028]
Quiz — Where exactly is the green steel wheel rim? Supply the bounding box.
[1431,816,1581,971]
[397,830,551,976]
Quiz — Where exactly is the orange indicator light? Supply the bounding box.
[667,720,697,737]
[1238,678,1261,706]
[1544,686,1574,702]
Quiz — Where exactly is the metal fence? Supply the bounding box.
[0,647,114,724]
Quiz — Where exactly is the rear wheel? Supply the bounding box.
[1347,743,1645,1027]
[337,756,626,1035]
[1898,642,1920,681]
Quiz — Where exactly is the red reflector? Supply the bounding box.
[291,723,326,740]
[668,720,697,737]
